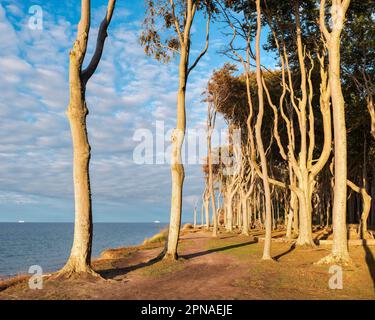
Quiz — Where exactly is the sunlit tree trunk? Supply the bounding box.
[193,204,197,229]
[166,45,187,259]
[254,0,272,261]
[57,0,116,277]
[367,97,375,140]
[165,0,210,260]
[319,0,351,264]
[207,104,218,237]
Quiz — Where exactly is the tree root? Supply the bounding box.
[163,252,179,262]
[295,238,317,249]
[50,260,104,281]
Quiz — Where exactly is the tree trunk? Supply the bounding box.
[165,48,187,260]
[241,190,250,236]
[204,195,210,230]
[193,206,197,229]
[255,0,272,261]
[62,83,94,275]
[287,164,298,239]
[226,194,234,232]
[296,176,315,246]
[319,0,351,264]
[367,97,375,140]
[328,37,350,263]
[208,132,218,237]
[57,0,116,277]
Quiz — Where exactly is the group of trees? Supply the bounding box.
[201,0,375,265]
[55,0,374,278]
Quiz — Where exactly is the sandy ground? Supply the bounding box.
[0,229,374,300]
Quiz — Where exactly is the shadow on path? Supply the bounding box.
[363,242,375,292]
[99,239,259,280]
[273,244,296,261]
[181,240,258,260]
[99,251,164,280]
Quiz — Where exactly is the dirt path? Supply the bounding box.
[1,229,374,300]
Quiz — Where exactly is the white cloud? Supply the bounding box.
[0,2,224,221]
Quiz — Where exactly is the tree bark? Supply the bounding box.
[254,0,273,261]
[57,0,116,277]
[319,0,351,265]
[165,0,210,260]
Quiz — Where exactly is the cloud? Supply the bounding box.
[0,1,226,222]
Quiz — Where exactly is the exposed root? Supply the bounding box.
[296,238,317,249]
[50,259,103,281]
[163,252,179,262]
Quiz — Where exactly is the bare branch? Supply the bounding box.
[81,0,116,84]
[187,12,211,77]
[319,0,331,41]
[169,0,184,45]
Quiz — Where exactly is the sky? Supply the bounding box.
[0,0,275,223]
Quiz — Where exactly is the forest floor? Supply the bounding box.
[0,228,374,300]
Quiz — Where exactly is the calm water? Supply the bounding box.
[0,223,167,278]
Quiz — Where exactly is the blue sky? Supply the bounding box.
[0,0,275,223]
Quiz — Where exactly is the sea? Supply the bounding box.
[0,223,167,279]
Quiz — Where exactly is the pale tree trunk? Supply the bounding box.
[226,194,234,232]
[347,181,372,239]
[224,173,239,233]
[286,164,298,239]
[367,97,375,140]
[319,0,351,265]
[204,190,210,230]
[242,174,255,236]
[201,203,204,227]
[193,205,197,229]
[207,105,218,237]
[241,190,249,236]
[165,51,187,260]
[165,0,210,260]
[57,0,116,278]
[255,0,272,261]
[263,5,330,246]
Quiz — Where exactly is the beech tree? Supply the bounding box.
[197,0,375,271]
[319,0,352,265]
[56,0,116,277]
[141,0,216,260]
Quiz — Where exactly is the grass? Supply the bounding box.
[100,246,140,260]
[143,229,168,245]
[0,275,29,292]
[206,237,261,261]
[139,259,186,278]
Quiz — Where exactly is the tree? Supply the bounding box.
[206,100,218,236]
[319,0,351,265]
[341,1,375,140]
[141,0,215,260]
[56,0,116,278]
[253,0,273,260]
